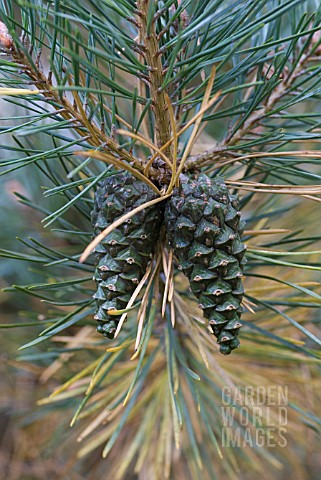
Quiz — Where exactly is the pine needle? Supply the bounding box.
[162,248,174,317]
[113,262,154,338]
[174,67,218,181]
[75,149,161,194]
[144,89,221,178]
[0,87,40,95]
[244,229,291,235]
[116,128,173,169]
[133,253,162,353]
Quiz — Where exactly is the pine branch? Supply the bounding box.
[1,2,321,478]
[8,41,147,174]
[136,0,172,158]
[185,26,321,170]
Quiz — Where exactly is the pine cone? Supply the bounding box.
[91,171,163,338]
[165,173,246,354]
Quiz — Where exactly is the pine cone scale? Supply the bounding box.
[165,173,246,355]
[91,172,163,337]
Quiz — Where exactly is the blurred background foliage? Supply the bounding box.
[0,0,321,479]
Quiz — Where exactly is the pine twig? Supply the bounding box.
[7,39,145,173]
[137,0,172,158]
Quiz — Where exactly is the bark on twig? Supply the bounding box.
[137,0,172,159]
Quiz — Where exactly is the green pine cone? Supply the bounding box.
[91,171,163,338]
[165,173,246,354]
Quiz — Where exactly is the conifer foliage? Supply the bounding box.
[0,0,321,478]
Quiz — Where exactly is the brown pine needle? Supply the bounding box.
[77,408,111,443]
[244,229,291,235]
[116,128,173,169]
[135,302,148,353]
[170,299,176,328]
[79,193,171,263]
[226,180,321,199]
[168,270,175,303]
[192,94,226,146]
[133,293,155,355]
[242,298,257,314]
[0,87,40,95]
[75,149,161,195]
[175,68,219,180]
[162,247,169,277]
[114,262,154,338]
[39,326,92,384]
[227,180,321,189]
[162,249,174,317]
[236,150,321,161]
[165,95,178,193]
[239,189,321,201]
[302,194,321,202]
[132,253,162,355]
[144,88,221,178]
